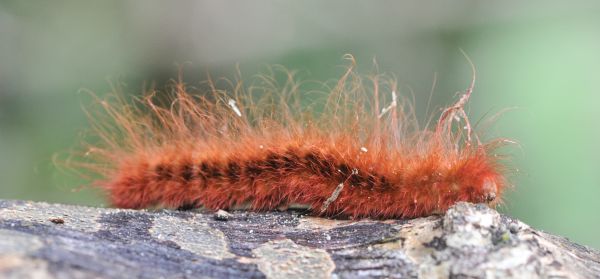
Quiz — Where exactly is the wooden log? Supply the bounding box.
[0,200,598,278]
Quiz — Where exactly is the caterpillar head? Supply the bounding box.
[481,177,499,203]
[452,156,506,207]
[439,152,507,210]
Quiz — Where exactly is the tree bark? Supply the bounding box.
[0,199,598,278]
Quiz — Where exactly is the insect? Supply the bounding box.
[49,217,65,224]
[69,56,510,219]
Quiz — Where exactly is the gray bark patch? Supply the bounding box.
[253,239,334,279]
[150,215,235,260]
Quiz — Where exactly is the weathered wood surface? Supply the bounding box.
[0,200,598,279]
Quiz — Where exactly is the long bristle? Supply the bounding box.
[68,58,509,219]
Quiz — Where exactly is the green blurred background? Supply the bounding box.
[1,1,599,248]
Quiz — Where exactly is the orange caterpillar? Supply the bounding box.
[72,57,509,219]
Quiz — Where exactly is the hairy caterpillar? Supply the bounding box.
[70,56,509,219]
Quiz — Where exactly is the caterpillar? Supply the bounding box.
[70,56,510,219]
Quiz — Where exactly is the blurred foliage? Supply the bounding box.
[1,1,599,249]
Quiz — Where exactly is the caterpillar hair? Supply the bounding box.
[69,56,511,219]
